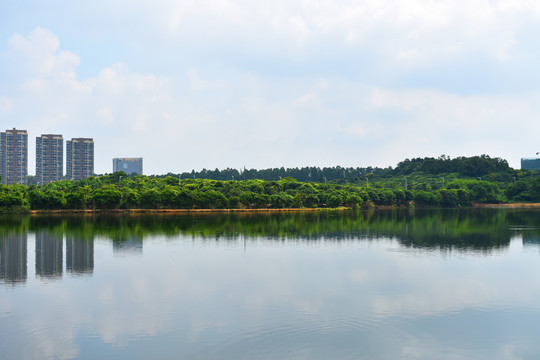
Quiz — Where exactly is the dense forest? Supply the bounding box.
[168,154,512,182]
[2,155,540,211]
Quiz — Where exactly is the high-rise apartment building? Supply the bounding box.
[113,157,143,175]
[66,138,94,180]
[0,128,28,185]
[36,134,63,184]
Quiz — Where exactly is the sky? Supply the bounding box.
[1,0,540,175]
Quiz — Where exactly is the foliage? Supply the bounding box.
[3,155,540,212]
[395,154,511,177]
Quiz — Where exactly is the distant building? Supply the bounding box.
[521,157,540,171]
[66,138,94,180]
[113,157,143,175]
[0,128,28,185]
[36,134,63,185]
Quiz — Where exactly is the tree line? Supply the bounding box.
[154,154,512,183]
[167,165,389,183]
[1,155,539,211]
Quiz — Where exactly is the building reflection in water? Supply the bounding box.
[522,232,540,248]
[35,232,63,280]
[113,235,143,256]
[66,236,94,276]
[0,233,27,285]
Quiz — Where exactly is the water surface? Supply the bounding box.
[1,209,540,359]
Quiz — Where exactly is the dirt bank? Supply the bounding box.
[28,208,350,215]
[472,203,540,208]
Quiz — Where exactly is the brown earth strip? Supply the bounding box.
[28,208,351,215]
[472,203,540,208]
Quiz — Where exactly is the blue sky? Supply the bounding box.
[1,0,540,175]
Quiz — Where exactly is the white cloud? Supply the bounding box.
[2,0,540,174]
[129,0,540,71]
[0,96,12,112]
[186,67,226,91]
[8,27,80,79]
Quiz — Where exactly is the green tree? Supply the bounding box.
[65,191,87,209]
[413,190,439,207]
[140,188,161,208]
[92,186,122,209]
[439,189,459,207]
[505,181,529,201]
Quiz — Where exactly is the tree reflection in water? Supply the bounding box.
[0,208,539,254]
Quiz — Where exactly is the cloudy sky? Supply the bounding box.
[1,0,540,175]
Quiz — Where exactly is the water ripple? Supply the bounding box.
[211,305,381,359]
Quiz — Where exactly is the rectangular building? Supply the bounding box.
[0,128,28,185]
[521,157,540,171]
[66,138,94,180]
[113,157,143,175]
[36,134,63,184]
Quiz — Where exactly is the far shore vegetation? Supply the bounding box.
[3,155,540,213]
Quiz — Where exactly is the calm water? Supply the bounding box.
[1,209,540,360]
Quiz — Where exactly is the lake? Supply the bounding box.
[1,208,540,359]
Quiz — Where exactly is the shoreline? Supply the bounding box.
[5,203,538,216]
[27,207,351,215]
[471,203,540,208]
